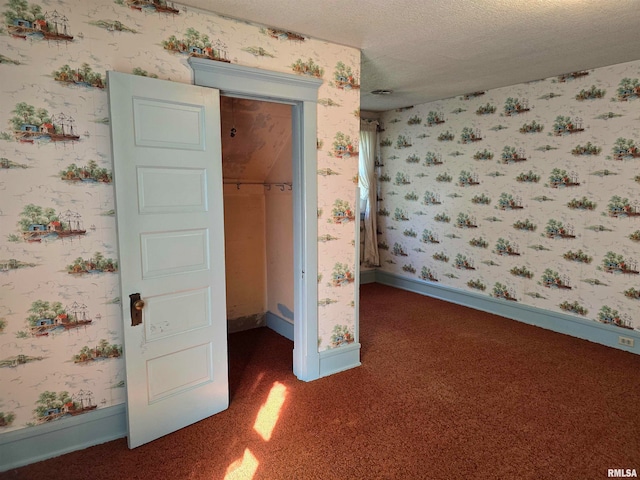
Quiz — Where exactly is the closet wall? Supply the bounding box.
[221,97,293,333]
[223,185,268,331]
[265,185,294,323]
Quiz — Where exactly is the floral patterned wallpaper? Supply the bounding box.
[378,60,640,334]
[0,0,359,434]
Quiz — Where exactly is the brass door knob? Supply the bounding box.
[129,293,144,326]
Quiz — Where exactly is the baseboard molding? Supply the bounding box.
[228,312,266,334]
[319,342,362,378]
[374,270,639,355]
[0,404,126,472]
[266,311,294,341]
[359,268,376,284]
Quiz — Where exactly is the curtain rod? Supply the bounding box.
[223,181,292,191]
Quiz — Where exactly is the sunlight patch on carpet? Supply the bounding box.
[253,381,287,441]
[224,448,259,480]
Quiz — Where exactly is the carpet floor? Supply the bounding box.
[2,283,639,479]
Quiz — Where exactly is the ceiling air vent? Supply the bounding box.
[370,89,393,95]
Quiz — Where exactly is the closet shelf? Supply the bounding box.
[223,181,292,191]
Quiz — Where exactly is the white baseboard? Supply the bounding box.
[266,311,293,341]
[374,270,639,355]
[0,404,126,472]
[319,342,362,378]
[359,268,376,284]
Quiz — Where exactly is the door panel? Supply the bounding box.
[137,167,208,213]
[146,343,213,403]
[140,229,210,278]
[132,98,205,149]
[108,71,228,449]
[145,288,211,341]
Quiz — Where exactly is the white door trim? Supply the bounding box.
[189,58,321,381]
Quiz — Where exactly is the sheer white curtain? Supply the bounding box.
[359,119,380,267]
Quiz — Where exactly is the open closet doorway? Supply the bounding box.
[190,58,324,381]
[220,96,295,341]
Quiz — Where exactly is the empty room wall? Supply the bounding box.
[377,59,640,336]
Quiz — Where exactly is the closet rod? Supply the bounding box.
[223,181,292,191]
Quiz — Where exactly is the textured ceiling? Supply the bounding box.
[179,0,640,112]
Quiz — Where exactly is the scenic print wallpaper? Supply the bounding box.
[377,59,640,334]
[0,0,360,434]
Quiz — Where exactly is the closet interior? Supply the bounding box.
[220,96,294,339]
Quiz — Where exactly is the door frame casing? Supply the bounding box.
[189,58,321,381]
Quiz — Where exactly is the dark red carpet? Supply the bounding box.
[3,283,639,479]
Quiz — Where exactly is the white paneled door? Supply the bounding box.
[108,72,228,448]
